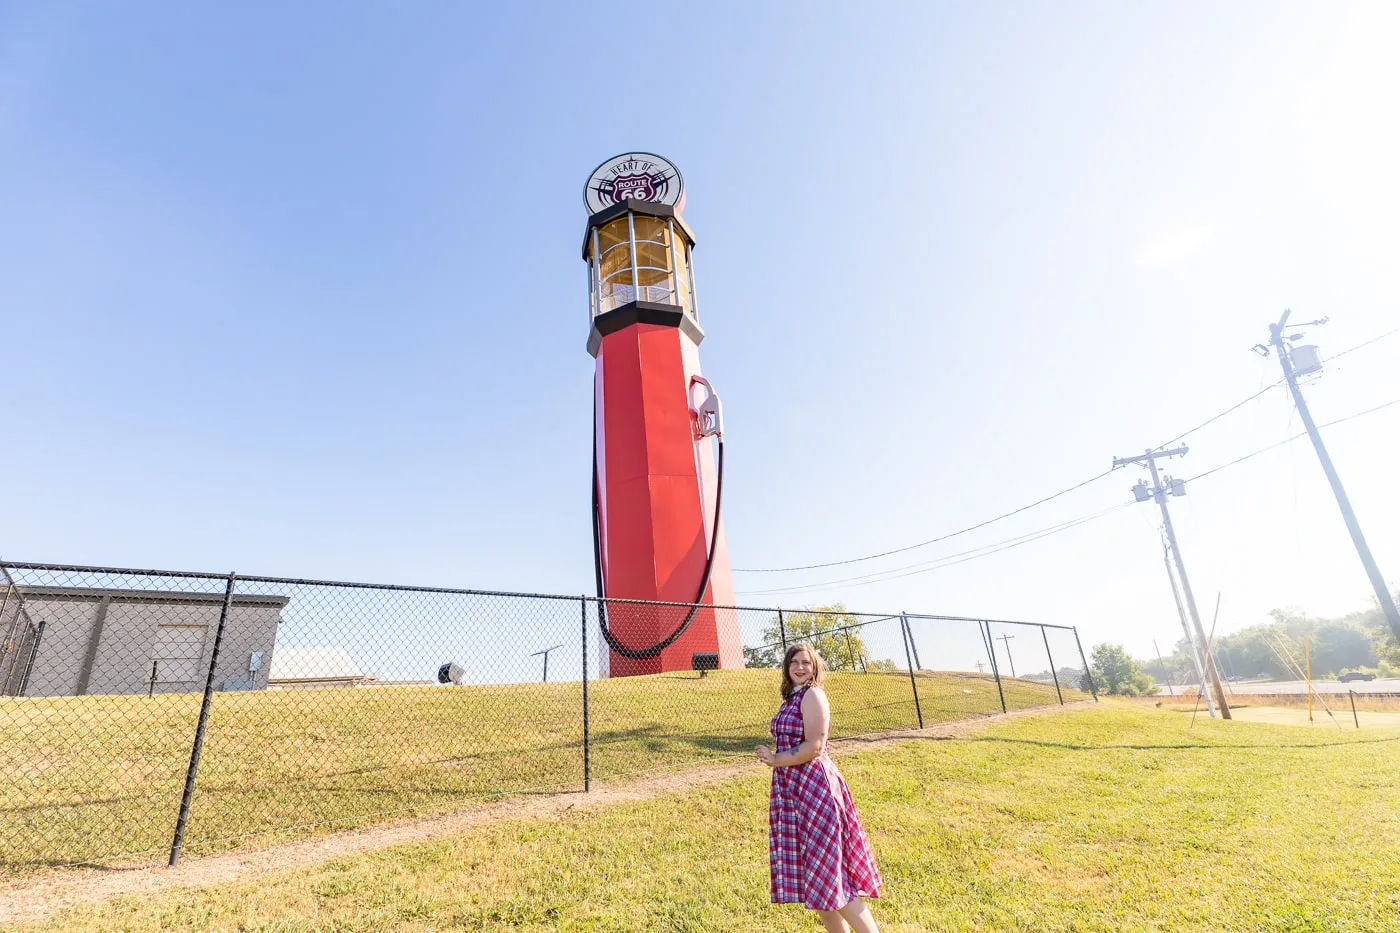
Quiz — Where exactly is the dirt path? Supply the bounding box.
[0,701,1091,927]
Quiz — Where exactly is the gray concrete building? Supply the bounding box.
[0,585,288,697]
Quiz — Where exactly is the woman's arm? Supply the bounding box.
[762,688,830,768]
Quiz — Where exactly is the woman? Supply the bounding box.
[756,642,883,933]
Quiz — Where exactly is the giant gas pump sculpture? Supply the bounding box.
[584,153,742,677]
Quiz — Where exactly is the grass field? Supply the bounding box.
[1135,692,1400,714]
[1229,692,1400,714]
[17,703,1400,932]
[0,667,1069,873]
[1224,705,1400,728]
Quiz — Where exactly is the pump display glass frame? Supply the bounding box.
[586,209,696,320]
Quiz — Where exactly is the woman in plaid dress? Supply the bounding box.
[756,642,883,933]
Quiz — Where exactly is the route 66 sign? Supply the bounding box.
[584,153,685,214]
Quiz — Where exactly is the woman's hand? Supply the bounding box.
[754,745,777,767]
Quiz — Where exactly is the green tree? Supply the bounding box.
[743,604,871,672]
[1311,622,1376,675]
[1356,601,1400,668]
[1133,593,1400,686]
[1082,643,1154,696]
[742,641,782,669]
[1211,626,1293,680]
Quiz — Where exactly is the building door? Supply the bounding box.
[151,625,207,691]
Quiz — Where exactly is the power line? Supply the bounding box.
[737,379,1314,575]
[734,376,1274,576]
[736,502,1133,596]
[1329,325,1400,362]
[1156,381,1283,450]
[734,325,1399,577]
[738,504,1131,596]
[734,384,1296,576]
[1183,396,1400,484]
[1156,324,1396,451]
[737,394,1399,598]
[732,468,1117,573]
[753,504,1129,591]
[1318,395,1400,429]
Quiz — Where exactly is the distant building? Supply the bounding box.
[0,584,288,697]
[267,646,369,689]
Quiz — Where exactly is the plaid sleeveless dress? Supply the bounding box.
[769,685,883,910]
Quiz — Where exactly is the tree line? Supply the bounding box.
[741,605,896,672]
[1085,598,1400,695]
[740,598,1400,698]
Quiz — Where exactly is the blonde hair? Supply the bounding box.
[780,642,826,699]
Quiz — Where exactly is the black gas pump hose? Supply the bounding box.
[591,400,724,660]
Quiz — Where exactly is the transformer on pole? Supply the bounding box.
[1114,447,1231,719]
[1256,311,1400,645]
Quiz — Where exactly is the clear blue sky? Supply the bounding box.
[3,2,1398,667]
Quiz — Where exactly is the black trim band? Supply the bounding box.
[594,301,684,336]
[586,302,704,357]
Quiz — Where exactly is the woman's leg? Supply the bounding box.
[838,897,879,933]
[815,909,849,933]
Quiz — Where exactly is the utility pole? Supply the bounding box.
[530,644,564,683]
[1115,447,1231,719]
[1257,310,1400,645]
[995,633,1017,679]
[1164,531,1215,718]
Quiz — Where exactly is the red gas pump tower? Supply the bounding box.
[583,153,742,677]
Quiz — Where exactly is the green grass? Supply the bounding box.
[0,668,1067,873]
[1132,692,1400,714]
[22,704,1400,932]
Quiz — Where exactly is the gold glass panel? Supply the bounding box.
[599,242,633,282]
[672,239,692,315]
[596,217,629,255]
[632,215,668,244]
[635,266,671,287]
[634,239,670,273]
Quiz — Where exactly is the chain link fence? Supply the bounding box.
[0,561,1093,873]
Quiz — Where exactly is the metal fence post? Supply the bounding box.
[905,616,924,670]
[1072,625,1099,701]
[1350,690,1359,730]
[17,620,44,696]
[169,572,235,868]
[898,613,923,729]
[1040,625,1064,705]
[982,621,1007,714]
[777,609,787,650]
[0,583,17,689]
[581,596,591,792]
